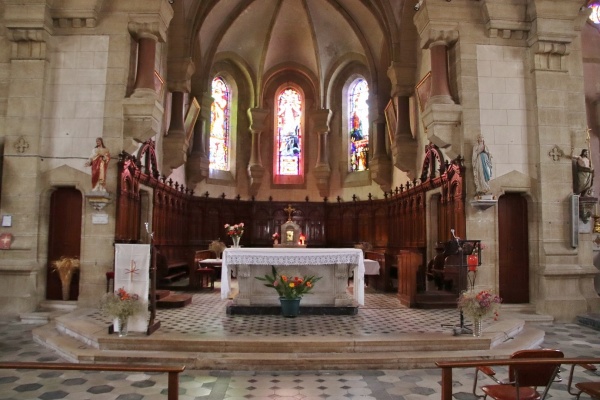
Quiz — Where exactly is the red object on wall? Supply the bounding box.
[0,233,13,249]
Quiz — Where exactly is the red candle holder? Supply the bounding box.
[467,254,478,271]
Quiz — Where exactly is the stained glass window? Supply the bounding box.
[348,78,369,172]
[590,3,600,24]
[275,88,303,178]
[209,77,230,171]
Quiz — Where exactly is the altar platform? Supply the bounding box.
[28,282,553,371]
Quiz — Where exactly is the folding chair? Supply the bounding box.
[472,349,564,400]
[567,363,600,399]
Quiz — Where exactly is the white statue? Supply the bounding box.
[472,134,493,195]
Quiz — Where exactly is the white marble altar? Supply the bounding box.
[221,248,365,306]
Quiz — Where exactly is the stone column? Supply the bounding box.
[1,0,53,313]
[247,108,269,196]
[525,0,600,320]
[368,110,392,192]
[387,63,418,173]
[414,9,462,156]
[122,6,173,153]
[163,57,196,172]
[187,92,212,185]
[311,109,332,198]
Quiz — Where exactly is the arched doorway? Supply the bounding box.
[46,187,82,300]
[498,192,529,303]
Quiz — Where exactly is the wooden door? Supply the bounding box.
[46,187,82,300]
[498,193,529,303]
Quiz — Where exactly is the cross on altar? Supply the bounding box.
[284,204,295,221]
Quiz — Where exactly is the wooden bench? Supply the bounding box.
[157,253,190,284]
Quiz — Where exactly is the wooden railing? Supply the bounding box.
[436,357,600,400]
[0,362,186,400]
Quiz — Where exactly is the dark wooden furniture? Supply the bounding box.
[115,142,467,309]
[364,251,385,290]
[0,362,185,400]
[396,249,424,307]
[193,250,218,289]
[156,251,190,286]
[429,239,480,294]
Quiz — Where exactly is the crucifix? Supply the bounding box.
[284,204,295,221]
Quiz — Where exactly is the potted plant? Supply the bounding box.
[256,266,321,317]
[52,256,80,301]
[458,289,502,337]
[100,287,145,336]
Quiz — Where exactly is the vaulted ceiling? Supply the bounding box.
[168,0,420,104]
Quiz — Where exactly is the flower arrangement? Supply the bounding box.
[458,290,502,320]
[52,256,80,300]
[256,266,322,300]
[208,240,226,258]
[224,222,244,238]
[272,232,279,240]
[100,287,145,321]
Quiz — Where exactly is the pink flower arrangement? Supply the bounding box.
[458,289,502,320]
[224,222,244,238]
[272,232,279,240]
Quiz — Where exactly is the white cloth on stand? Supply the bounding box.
[114,244,150,333]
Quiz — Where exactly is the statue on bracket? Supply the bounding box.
[85,137,111,193]
[570,148,594,197]
[472,134,493,196]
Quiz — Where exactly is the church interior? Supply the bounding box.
[0,0,600,397]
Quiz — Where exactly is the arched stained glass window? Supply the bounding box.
[209,77,230,171]
[348,78,369,172]
[590,3,600,24]
[274,87,303,181]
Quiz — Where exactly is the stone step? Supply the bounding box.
[30,309,546,371]
[577,313,600,331]
[156,294,193,309]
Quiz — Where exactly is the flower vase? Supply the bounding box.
[117,316,128,337]
[232,236,241,248]
[280,297,301,318]
[60,279,71,301]
[274,239,278,245]
[472,317,483,337]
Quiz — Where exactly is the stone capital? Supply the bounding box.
[387,63,415,97]
[419,27,459,50]
[248,108,270,133]
[479,0,530,39]
[128,3,174,43]
[50,0,104,28]
[167,57,195,93]
[310,109,332,133]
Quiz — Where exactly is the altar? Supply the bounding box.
[221,248,365,308]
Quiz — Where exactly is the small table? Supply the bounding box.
[363,259,380,287]
[196,259,222,289]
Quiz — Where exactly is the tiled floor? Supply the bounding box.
[1,285,599,399]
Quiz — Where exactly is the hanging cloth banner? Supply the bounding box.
[114,244,150,333]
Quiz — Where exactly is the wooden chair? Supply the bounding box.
[567,363,600,399]
[193,250,216,290]
[472,349,564,400]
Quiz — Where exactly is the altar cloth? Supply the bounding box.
[221,247,365,305]
[364,259,380,275]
